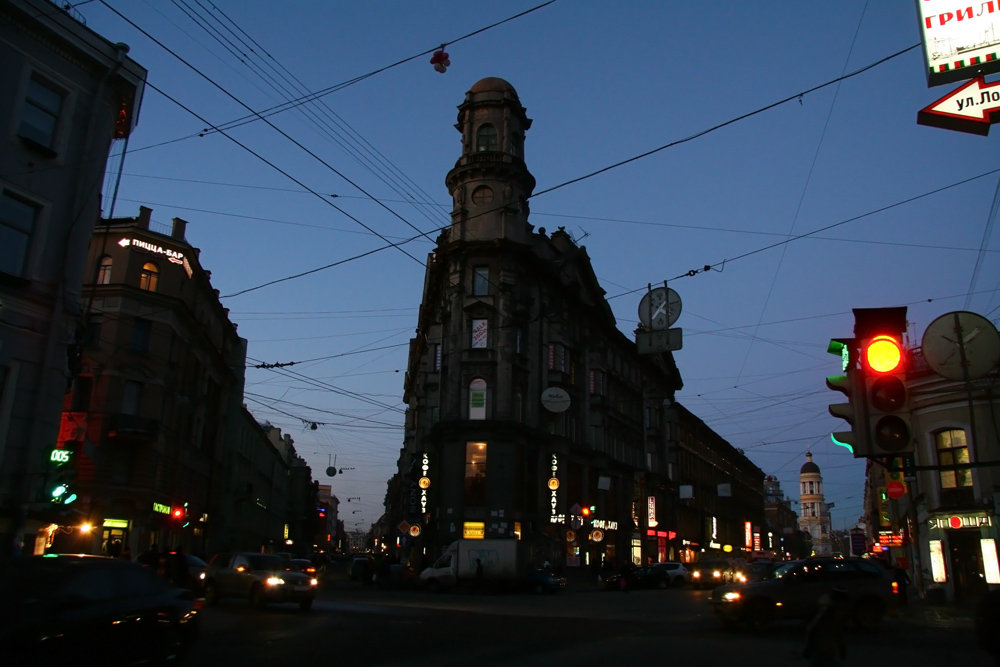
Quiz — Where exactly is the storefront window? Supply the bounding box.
[465,442,487,506]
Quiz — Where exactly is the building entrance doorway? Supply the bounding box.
[948,529,987,604]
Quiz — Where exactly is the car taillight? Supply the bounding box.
[193,598,205,611]
[306,567,316,574]
[892,582,899,595]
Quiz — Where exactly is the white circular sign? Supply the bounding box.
[541,387,571,413]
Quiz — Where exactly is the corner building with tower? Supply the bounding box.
[386,78,765,571]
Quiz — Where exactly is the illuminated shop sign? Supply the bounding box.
[753,532,761,551]
[927,514,993,530]
[591,519,618,531]
[745,521,752,548]
[420,453,430,514]
[463,522,485,539]
[548,453,561,524]
[878,531,903,547]
[152,502,170,515]
[648,496,657,528]
[103,519,128,528]
[118,237,185,264]
[929,540,947,583]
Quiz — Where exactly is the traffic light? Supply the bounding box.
[826,338,868,456]
[50,468,77,505]
[860,330,912,456]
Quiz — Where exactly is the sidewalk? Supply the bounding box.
[895,594,975,626]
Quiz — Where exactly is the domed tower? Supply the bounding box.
[445,77,536,243]
[798,453,833,556]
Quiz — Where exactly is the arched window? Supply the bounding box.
[139,262,159,292]
[476,124,497,152]
[96,255,112,284]
[469,378,487,420]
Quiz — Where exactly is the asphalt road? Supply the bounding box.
[184,582,988,666]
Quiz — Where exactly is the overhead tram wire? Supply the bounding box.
[98,1,437,264]
[180,0,447,231]
[604,166,1000,303]
[198,0,559,135]
[732,1,872,389]
[218,42,926,299]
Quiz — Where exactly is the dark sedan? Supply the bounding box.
[0,554,200,665]
[525,567,567,594]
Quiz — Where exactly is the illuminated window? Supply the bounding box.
[19,76,64,150]
[476,124,497,152]
[937,429,973,504]
[469,378,487,420]
[465,442,487,506]
[139,262,159,292]
[0,190,39,277]
[96,255,112,284]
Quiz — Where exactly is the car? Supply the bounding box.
[375,562,420,590]
[709,557,898,630]
[602,565,672,591]
[651,561,690,587]
[690,558,740,589]
[0,554,200,664]
[742,560,777,582]
[350,554,374,584]
[285,558,319,577]
[525,567,567,594]
[204,552,318,610]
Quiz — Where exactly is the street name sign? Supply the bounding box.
[917,76,1000,135]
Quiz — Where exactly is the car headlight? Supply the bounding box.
[266,577,285,586]
[713,570,721,578]
[310,578,318,586]
[722,591,741,602]
[199,572,206,580]
[692,571,701,578]
[737,574,747,583]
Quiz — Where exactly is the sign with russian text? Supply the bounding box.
[918,76,1000,135]
[917,0,1000,87]
[928,513,994,529]
[118,237,185,264]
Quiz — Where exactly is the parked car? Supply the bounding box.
[0,554,200,664]
[525,567,567,594]
[709,557,897,630]
[690,558,740,589]
[742,560,777,582]
[204,552,318,610]
[651,561,690,587]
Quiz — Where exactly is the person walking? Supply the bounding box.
[802,588,850,667]
[475,558,485,594]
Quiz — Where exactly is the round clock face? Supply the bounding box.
[921,311,1000,381]
[638,287,681,330]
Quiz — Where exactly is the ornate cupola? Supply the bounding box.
[445,77,536,244]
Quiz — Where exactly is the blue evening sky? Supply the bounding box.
[74,0,999,532]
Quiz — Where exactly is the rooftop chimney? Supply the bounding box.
[171,217,187,240]
[137,206,152,229]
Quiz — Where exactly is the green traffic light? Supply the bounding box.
[830,433,854,454]
[52,484,67,498]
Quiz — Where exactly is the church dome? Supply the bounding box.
[800,453,820,475]
[469,77,519,97]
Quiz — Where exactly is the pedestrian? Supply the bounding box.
[475,558,485,594]
[802,588,850,667]
[975,588,1000,666]
[892,559,911,606]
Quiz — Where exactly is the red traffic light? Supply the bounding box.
[172,508,184,519]
[864,335,903,373]
[581,506,591,517]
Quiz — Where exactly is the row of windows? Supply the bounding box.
[95,255,160,292]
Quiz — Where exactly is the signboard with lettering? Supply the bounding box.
[917,0,1000,87]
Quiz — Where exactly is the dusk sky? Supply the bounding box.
[74,0,999,532]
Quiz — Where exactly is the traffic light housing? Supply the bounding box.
[860,332,913,456]
[826,338,868,456]
[50,468,77,505]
